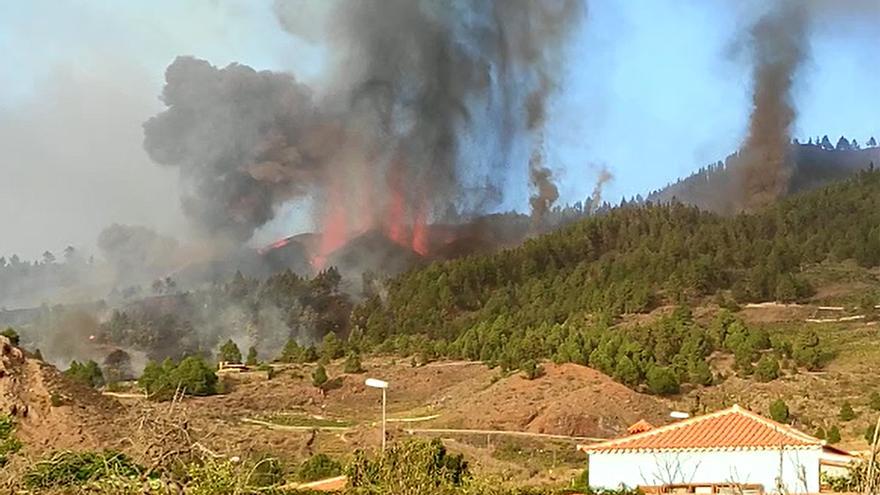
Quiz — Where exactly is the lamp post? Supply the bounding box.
[365,378,389,451]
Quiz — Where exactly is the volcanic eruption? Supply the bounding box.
[143,0,587,272]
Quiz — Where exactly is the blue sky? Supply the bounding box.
[1,0,878,258]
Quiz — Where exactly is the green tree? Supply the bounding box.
[64,360,104,388]
[866,424,878,445]
[827,425,842,444]
[769,399,790,423]
[173,356,218,396]
[870,391,880,411]
[687,359,713,386]
[344,352,364,374]
[814,427,826,440]
[839,401,856,422]
[245,346,258,366]
[1,328,19,346]
[296,453,342,482]
[312,364,328,388]
[521,359,544,380]
[614,356,640,387]
[754,355,781,382]
[320,333,345,361]
[218,339,242,364]
[646,366,680,396]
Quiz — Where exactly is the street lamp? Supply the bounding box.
[365,378,389,451]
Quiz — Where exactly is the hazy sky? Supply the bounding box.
[1,0,878,259]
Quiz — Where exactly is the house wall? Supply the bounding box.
[589,448,822,494]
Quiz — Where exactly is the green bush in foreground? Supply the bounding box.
[297,453,343,482]
[0,414,21,466]
[23,450,142,489]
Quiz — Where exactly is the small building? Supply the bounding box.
[579,405,854,494]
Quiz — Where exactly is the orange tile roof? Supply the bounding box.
[627,419,655,434]
[582,405,833,454]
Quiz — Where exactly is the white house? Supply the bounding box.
[579,405,854,494]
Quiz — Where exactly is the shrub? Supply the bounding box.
[769,399,790,423]
[245,346,258,366]
[297,453,342,482]
[64,360,104,388]
[827,425,842,444]
[866,424,878,445]
[1,327,20,346]
[646,366,680,395]
[139,356,218,401]
[248,454,284,488]
[23,450,141,489]
[218,339,242,364]
[840,402,856,421]
[0,415,21,466]
[346,438,469,492]
[344,352,365,374]
[870,391,880,411]
[754,355,780,382]
[521,359,545,380]
[320,333,345,361]
[815,427,826,440]
[312,364,328,388]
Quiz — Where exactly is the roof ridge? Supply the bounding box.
[583,404,824,453]
[584,406,740,451]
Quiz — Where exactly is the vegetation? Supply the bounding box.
[312,363,328,388]
[1,326,20,345]
[769,399,790,424]
[246,346,258,366]
[347,438,469,493]
[521,359,545,380]
[828,425,842,444]
[840,401,856,422]
[343,351,365,374]
[139,356,218,401]
[64,359,105,388]
[345,168,880,392]
[23,450,142,490]
[296,453,343,482]
[754,355,780,382]
[218,339,242,364]
[0,415,21,467]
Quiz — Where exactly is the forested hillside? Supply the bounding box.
[350,169,880,392]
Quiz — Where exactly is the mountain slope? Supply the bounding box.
[648,143,880,213]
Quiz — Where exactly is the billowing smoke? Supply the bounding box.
[143,58,320,242]
[737,1,807,211]
[97,224,180,283]
[589,166,613,212]
[144,0,585,261]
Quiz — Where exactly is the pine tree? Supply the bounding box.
[827,425,842,444]
[246,346,258,366]
[769,399,790,423]
[343,352,364,374]
[218,339,242,364]
[312,364,328,388]
[755,355,781,382]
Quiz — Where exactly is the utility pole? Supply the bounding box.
[365,378,389,451]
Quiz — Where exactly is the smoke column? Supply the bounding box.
[737,1,807,211]
[143,0,585,263]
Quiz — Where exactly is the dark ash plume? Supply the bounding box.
[144,1,586,248]
[143,57,320,241]
[737,1,807,211]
